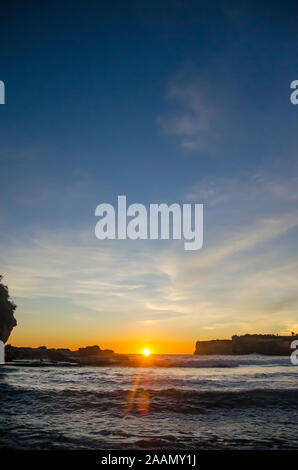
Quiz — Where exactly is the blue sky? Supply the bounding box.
[0,1,298,352]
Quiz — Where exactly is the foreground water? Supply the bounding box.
[0,354,297,450]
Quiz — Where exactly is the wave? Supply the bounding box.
[1,383,297,414]
[128,354,292,369]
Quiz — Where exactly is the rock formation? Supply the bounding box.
[194,333,298,356]
[5,344,116,363]
[0,276,17,343]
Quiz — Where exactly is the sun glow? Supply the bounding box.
[142,348,151,356]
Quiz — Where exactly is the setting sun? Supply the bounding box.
[142,348,151,356]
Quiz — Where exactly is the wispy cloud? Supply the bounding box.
[157,71,217,150]
[2,169,298,343]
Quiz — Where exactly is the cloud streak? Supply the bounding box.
[1,169,298,345]
[157,72,217,150]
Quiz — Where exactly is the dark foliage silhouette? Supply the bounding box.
[0,275,17,343]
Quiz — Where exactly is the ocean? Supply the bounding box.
[0,354,297,450]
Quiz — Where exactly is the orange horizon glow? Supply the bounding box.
[10,327,293,355]
[9,332,196,354]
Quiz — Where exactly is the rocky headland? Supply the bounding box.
[194,333,298,355]
[4,344,124,366]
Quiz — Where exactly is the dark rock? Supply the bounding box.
[77,345,102,356]
[194,333,298,355]
[6,344,115,363]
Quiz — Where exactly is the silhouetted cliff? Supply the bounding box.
[194,334,297,355]
[5,344,116,363]
[0,276,17,343]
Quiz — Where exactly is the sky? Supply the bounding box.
[0,0,298,353]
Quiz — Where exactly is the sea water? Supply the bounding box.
[0,354,297,450]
